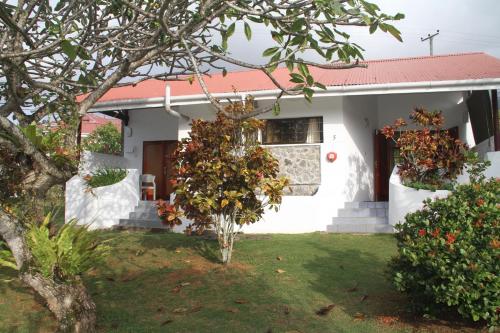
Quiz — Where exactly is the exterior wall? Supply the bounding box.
[342,95,378,201]
[65,169,140,229]
[79,151,127,174]
[266,145,321,195]
[122,107,179,173]
[388,167,450,226]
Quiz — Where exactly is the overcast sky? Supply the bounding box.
[223,0,500,69]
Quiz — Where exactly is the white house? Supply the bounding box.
[66,52,500,233]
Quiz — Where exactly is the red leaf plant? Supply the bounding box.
[381,108,468,188]
[157,98,289,264]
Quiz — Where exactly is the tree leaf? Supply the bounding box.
[262,47,279,57]
[226,23,236,38]
[61,40,77,60]
[244,22,252,41]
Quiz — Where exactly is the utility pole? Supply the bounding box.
[421,30,440,56]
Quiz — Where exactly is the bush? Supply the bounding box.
[84,168,127,188]
[381,108,468,188]
[82,122,122,155]
[389,175,500,326]
[26,214,108,281]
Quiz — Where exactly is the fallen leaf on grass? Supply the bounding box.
[347,283,359,292]
[191,305,203,313]
[353,312,366,321]
[171,285,182,294]
[180,282,191,287]
[377,315,398,325]
[172,307,188,314]
[276,269,286,274]
[175,249,182,253]
[234,299,248,304]
[160,319,173,326]
[316,304,335,316]
[227,307,239,313]
[276,256,283,261]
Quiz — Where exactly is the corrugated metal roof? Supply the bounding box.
[86,53,500,103]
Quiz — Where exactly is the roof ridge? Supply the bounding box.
[360,52,485,64]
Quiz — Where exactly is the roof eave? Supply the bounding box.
[88,78,500,112]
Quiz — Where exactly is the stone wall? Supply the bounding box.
[266,145,321,196]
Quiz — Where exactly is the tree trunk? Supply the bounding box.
[21,273,96,333]
[0,210,97,332]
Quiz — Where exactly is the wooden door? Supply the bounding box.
[374,131,390,201]
[143,141,177,200]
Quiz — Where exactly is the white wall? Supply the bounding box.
[79,151,127,174]
[342,95,378,202]
[65,169,140,229]
[123,108,179,173]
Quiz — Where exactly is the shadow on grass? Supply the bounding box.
[303,240,484,331]
[138,231,221,264]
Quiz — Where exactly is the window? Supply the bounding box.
[262,117,323,145]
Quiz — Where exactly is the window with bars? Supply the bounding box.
[261,117,323,145]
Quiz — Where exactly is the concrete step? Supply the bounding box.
[327,224,394,233]
[344,201,388,209]
[118,218,169,229]
[136,200,157,209]
[338,208,387,218]
[129,211,161,220]
[331,216,388,225]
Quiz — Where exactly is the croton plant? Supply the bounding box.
[381,108,468,189]
[158,98,289,264]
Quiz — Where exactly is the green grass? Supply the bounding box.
[0,232,483,333]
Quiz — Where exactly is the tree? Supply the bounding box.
[158,98,289,264]
[82,123,122,155]
[0,1,403,330]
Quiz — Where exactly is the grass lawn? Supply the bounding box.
[0,231,484,332]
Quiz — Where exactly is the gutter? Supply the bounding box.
[88,78,500,112]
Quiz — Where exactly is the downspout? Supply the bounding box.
[164,84,190,120]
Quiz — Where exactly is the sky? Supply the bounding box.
[223,0,500,69]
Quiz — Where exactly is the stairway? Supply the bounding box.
[327,201,394,233]
[117,201,169,229]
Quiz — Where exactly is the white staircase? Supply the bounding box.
[327,201,394,233]
[117,201,170,229]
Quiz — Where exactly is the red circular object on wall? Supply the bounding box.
[326,152,337,162]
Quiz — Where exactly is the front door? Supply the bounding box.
[143,141,177,200]
[373,127,459,201]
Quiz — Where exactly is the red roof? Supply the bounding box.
[81,114,121,135]
[89,53,500,104]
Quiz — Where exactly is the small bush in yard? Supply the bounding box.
[381,108,468,188]
[27,214,108,281]
[389,168,500,326]
[84,168,127,188]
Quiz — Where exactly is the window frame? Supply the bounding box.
[260,116,324,145]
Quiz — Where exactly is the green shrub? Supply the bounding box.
[85,168,127,188]
[26,214,108,281]
[389,176,500,326]
[82,122,122,155]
